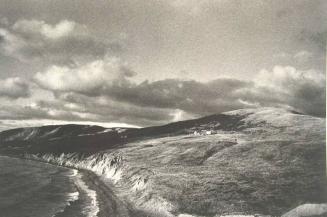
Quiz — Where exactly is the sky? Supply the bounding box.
[0,0,325,130]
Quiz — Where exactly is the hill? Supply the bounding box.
[0,107,326,217]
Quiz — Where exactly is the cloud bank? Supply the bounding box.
[0,63,325,128]
[0,60,316,127]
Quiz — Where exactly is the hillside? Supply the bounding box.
[0,124,133,155]
[0,107,326,217]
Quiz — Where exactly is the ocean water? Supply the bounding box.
[0,156,99,217]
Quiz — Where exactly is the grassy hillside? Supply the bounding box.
[0,107,326,216]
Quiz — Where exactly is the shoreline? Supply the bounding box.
[79,169,149,217]
[0,155,149,217]
[2,152,326,217]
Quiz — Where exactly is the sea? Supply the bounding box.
[0,156,99,217]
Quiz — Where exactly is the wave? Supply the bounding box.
[74,173,99,217]
[51,167,99,217]
[51,169,80,217]
[25,152,175,217]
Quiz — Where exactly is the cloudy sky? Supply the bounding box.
[0,0,325,130]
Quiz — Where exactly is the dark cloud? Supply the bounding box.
[55,92,177,126]
[0,94,176,127]
[106,70,325,118]
[105,78,252,115]
[289,80,326,117]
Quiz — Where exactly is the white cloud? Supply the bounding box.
[247,65,325,116]
[34,57,135,93]
[64,103,84,110]
[13,19,77,39]
[0,77,30,99]
[238,99,260,107]
[255,65,325,90]
[170,109,192,122]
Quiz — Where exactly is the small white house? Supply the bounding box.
[193,130,216,136]
[205,130,212,135]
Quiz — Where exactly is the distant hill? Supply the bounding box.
[0,108,253,155]
[0,124,133,155]
[0,107,326,216]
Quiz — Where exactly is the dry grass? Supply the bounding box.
[1,108,325,217]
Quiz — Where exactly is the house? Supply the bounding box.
[193,130,214,136]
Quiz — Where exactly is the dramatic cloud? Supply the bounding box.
[0,77,30,99]
[0,19,121,65]
[107,67,325,117]
[0,65,325,129]
[240,66,326,116]
[33,59,326,123]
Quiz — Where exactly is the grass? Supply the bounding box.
[0,108,325,217]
